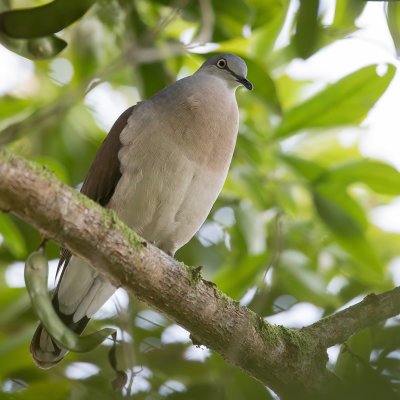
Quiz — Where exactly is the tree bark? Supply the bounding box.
[0,147,399,398]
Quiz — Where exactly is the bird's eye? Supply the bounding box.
[216,58,227,69]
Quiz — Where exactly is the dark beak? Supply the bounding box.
[236,76,253,91]
[227,68,253,90]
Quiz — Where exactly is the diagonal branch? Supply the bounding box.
[303,288,400,348]
[0,147,399,399]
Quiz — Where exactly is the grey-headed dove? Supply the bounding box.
[30,53,253,368]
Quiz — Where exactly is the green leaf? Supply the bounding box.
[214,253,269,299]
[250,0,290,56]
[275,64,396,138]
[0,96,31,121]
[293,0,319,59]
[243,58,281,112]
[324,160,400,195]
[0,32,67,59]
[0,213,26,258]
[335,329,372,381]
[277,250,338,307]
[135,62,173,99]
[281,155,326,181]
[0,0,95,39]
[333,0,367,29]
[316,182,368,230]
[387,2,400,58]
[313,190,382,281]
[214,0,252,26]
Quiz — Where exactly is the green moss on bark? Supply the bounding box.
[183,264,203,286]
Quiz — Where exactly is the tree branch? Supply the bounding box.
[0,147,399,399]
[303,288,400,348]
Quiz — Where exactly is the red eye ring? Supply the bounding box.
[216,58,227,69]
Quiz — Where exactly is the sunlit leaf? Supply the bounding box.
[275,64,395,138]
[0,96,32,121]
[386,2,400,58]
[324,159,400,195]
[293,0,319,59]
[333,0,367,29]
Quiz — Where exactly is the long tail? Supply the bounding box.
[30,256,116,369]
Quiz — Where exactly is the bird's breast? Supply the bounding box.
[112,77,240,253]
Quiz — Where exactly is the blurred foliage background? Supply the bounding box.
[1,0,400,399]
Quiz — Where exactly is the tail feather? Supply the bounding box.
[30,256,115,369]
[30,312,90,369]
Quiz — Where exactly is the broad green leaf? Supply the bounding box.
[128,4,173,99]
[214,0,251,26]
[316,182,368,230]
[0,213,26,258]
[242,58,281,112]
[218,37,251,55]
[275,64,395,138]
[214,253,269,298]
[293,0,319,59]
[0,0,95,39]
[0,96,32,121]
[247,0,289,30]
[387,2,400,58]
[0,32,67,59]
[250,0,290,56]
[333,0,367,29]
[325,160,400,195]
[335,329,372,381]
[135,62,173,99]
[277,250,338,307]
[281,155,326,181]
[313,190,382,281]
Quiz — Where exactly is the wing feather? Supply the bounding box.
[57,105,135,276]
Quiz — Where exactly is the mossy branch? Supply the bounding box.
[0,147,399,399]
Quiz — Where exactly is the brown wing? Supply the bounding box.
[81,105,135,205]
[57,105,135,276]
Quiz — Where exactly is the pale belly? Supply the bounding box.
[107,136,230,254]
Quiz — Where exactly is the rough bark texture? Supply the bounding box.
[0,147,399,399]
[303,288,400,348]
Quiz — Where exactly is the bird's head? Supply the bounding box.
[196,53,253,91]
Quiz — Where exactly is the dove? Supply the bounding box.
[30,53,253,368]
